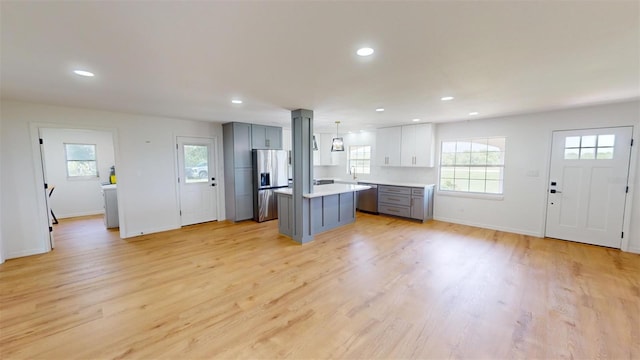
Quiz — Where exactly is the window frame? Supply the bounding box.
[348,145,372,175]
[64,143,99,180]
[438,137,506,198]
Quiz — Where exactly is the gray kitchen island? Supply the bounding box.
[275,183,370,239]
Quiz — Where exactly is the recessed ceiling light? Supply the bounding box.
[73,70,94,77]
[356,47,374,56]
[412,118,421,122]
[375,108,385,112]
[469,112,479,116]
[441,96,454,101]
[231,99,243,104]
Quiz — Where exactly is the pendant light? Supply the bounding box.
[331,121,344,152]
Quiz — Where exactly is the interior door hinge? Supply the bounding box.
[178,177,180,183]
[621,231,624,238]
[626,186,629,193]
[631,139,634,146]
[39,138,43,145]
[180,210,182,216]
[176,144,178,150]
[44,183,48,190]
[49,226,53,232]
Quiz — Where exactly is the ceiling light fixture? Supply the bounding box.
[231,99,243,104]
[469,112,479,116]
[331,121,344,152]
[73,70,94,77]
[356,47,374,56]
[441,96,454,101]
[376,108,385,112]
[412,118,421,122]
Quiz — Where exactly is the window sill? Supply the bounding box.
[437,190,504,201]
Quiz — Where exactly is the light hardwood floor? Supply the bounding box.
[1,214,638,359]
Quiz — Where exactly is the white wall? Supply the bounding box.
[434,100,639,251]
[0,100,226,260]
[41,128,115,218]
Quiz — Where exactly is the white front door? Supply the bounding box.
[177,137,218,226]
[545,127,633,248]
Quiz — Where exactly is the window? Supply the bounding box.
[564,134,615,160]
[439,138,506,194]
[65,143,98,178]
[183,144,209,183]
[349,145,371,175]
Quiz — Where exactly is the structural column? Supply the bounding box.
[291,109,314,243]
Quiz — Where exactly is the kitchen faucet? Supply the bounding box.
[351,166,357,180]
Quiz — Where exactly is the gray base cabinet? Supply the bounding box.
[102,186,119,228]
[310,192,355,234]
[277,191,356,238]
[378,185,434,222]
[277,193,294,237]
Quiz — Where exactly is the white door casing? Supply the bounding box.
[177,137,218,226]
[546,127,633,248]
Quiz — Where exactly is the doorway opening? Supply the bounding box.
[38,127,119,250]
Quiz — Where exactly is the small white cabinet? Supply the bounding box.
[101,184,119,228]
[376,127,402,166]
[401,123,435,167]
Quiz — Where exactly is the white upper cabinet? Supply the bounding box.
[313,133,338,166]
[376,127,402,166]
[401,123,434,167]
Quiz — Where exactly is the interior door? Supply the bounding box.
[38,130,55,249]
[177,137,218,226]
[545,127,633,248]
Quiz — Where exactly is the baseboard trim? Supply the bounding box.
[6,247,48,260]
[124,225,179,239]
[625,246,640,254]
[58,210,104,219]
[433,216,544,238]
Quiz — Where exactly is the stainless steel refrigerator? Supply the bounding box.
[252,149,289,222]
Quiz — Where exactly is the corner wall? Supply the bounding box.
[0,100,226,260]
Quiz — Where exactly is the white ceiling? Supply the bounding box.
[1,1,638,132]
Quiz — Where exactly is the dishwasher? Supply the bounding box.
[356,182,378,214]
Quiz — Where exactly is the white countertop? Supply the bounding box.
[274,183,371,198]
[334,178,435,188]
[358,180,435,188]
[101,184,117,190]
